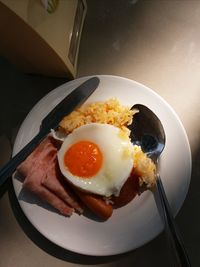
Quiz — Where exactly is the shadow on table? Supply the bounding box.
[0,57,68,140]
[0,178,10,198]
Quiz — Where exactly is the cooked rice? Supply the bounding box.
[59,98,138,135]
[59,98,156,188]
[133,145,156,188]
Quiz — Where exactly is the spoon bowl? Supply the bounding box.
[129,104,191,267]
[129,104,165,162]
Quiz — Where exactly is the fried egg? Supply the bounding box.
[57,123,134,197]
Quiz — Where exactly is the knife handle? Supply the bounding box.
[0,130,46,187]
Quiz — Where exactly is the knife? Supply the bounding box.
[0,77,100,187]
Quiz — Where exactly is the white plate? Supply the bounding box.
[12,75,191,256]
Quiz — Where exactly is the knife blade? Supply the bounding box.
[0,77,100,187]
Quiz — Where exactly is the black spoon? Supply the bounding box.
[129,104,191,267]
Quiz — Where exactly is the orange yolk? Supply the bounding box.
[64,141,103,178]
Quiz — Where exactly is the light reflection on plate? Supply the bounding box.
[12,75,191,256]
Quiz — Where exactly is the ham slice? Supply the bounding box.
[41,159,83,214]
[17,136,83,216]
[17,137,55,177]
[24,169,74,216]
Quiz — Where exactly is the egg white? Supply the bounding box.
[57,123,134,197]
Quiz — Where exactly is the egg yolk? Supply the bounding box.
[64,141,103,178]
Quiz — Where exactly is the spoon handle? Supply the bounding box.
[156,176,191,267]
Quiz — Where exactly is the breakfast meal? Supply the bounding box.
[17,98,156,220]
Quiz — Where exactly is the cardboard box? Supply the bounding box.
[0,0,87,78]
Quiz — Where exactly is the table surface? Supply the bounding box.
[0,1,200,266]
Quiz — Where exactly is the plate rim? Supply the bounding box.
[12,75,192,256]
